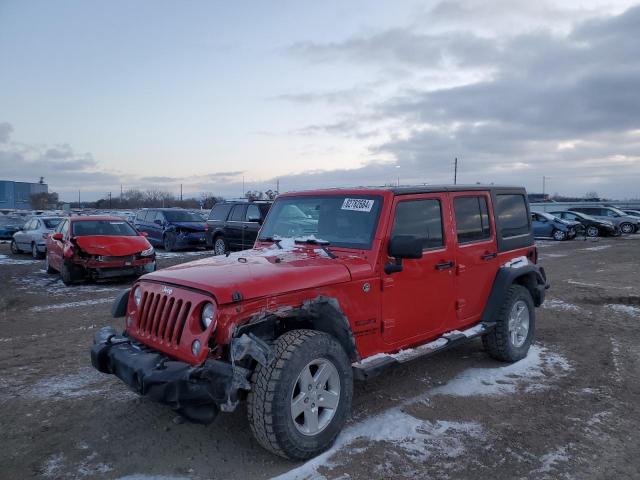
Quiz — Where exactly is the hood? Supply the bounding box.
[74,235,152,256]
[170,221,206,231]
[141,244,367,304]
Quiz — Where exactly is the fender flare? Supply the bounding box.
[234,295,360,362]
[481,263,549,323]
[111,288,131,318]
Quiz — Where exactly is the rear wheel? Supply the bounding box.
[10,240,21,254]
[483,284,535,362]
[60,262,81,285]
[620,222,634,234]
[552,229,566,241]
[213,236,228,255]
[45,254,56,274]
[163,232,176,251]
[586,226,600,237]
[247,330,353,460]
[31,242,43,259]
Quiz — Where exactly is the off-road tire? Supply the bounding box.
[586,226,600,237]
[163,232,176,251]
[45,254,56,274]
[620,222,634,234]
[482,284,535,362]
[213,236,228,256]
[247,329,353,460]
[10,240,21,254]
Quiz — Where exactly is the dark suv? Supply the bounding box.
[206,201,272,255]
[134,208,208,251]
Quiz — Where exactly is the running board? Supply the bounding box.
[352,322,496,380]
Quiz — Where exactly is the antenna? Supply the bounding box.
[454,157,458,185]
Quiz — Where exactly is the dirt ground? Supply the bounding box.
[1,236,639,480]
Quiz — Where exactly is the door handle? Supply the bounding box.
[242,225,249,229]
[481,252,497,260]
[435,261,454,271]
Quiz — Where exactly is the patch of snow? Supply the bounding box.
[155,250,209,259]
[29,297,115,312]
[76,452,113,477]
[503,256,528,269]
[42,453,64,478]
[566,279,633,291]
[12,270,120,297]
[431,345,571,397]
[0,324,97,343]
[542,299,582,312]
[117,476,192,480]
[539,253,566,258]
[605,304,640,316]
[0,254,39,265]
[272,410,483,480]
[581,245,611,252]
[535,446,569,474]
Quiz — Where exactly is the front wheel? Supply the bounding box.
[45,254,56,274]
[586,226,600,237]
[552,229,566,241]
[620,222,635,234]
[247,330,353,460]
[163,233,176,251]
[213,236,228,255]
[32,243,43,259]
[483,284,535,362]
[10,240,21,254]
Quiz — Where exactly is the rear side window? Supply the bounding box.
[209,204,233,221]
[229,205,246,222]
[392,199,444,249]
[454,196,491,244]
[495,194,529,238]
[246,204,261,221]
[136,211,147,222]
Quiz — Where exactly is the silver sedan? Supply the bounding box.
[11,216,64,258]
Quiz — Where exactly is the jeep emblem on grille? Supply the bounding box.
[161,286,173,295]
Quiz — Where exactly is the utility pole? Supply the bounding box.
[120,184,123,202]
[242,176,245,196]
[276,178,279,194]
[78,190,81,209]
[454,157,458,185]
[180,184,183,203]
[108,192,112,209]
[542,176,547,197]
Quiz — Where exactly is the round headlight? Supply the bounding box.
[133,287,142,307]
[201,302,215,329]
[191,339,201,356]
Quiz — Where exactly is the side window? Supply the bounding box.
[54,220,65,233]
[453,196,491,244]
[23,219,34,230]
[565,213,576,221]
[154,211,165,223]
[60,220,70,239]
[209,204,232,221]
[246,204,261,221]
[229,205,246,222]
[605,209,617,217]
[495,194,529,238]
[33,220,41,230]
[136,211,146,222]
[391,199,444,250]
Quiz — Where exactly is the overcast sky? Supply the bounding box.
[1,0,639,201]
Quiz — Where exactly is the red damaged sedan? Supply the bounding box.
[45,216,156,284]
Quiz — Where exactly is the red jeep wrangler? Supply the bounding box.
[92,186,547,459]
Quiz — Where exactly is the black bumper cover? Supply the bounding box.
[90,326,250,424]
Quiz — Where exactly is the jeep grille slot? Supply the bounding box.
[136,292,192,346]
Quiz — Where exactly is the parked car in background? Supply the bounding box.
[622,209,640,218]
[569,207,640,234]
[134,208,208,251]
[206,201,272,255]
[11,216,63,258]
[0,216,24,240]
[45,216,156,284]
[549,211,617,237]
[531,211,576,240]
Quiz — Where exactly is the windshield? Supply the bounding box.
[609,207,627,216]
[72,220,138,236]
[259,195,383,249]
[43,218,62,229]
[163,210,204,222]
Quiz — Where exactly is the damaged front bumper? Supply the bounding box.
[90,326,251,424]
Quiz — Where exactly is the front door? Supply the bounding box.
[48,219,68,269]
[450,192,499,325]
[381,194,457,346]
[226,204,247,249]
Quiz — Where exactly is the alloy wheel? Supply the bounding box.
[508,300,530,348]
[214,238,226,255]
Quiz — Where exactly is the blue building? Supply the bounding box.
[0,180,48,210]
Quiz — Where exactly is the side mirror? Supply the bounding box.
[385,235,423,274]
[51,233,64,241]
[247,216,261,223]
[154,219,163,226]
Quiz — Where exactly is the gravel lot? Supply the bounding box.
[1,236,639,480]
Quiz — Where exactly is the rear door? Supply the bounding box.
[48,219,68,269]
[243,204,263,249]
[381,193,457,346]
[226,204,247,249]
[450,192,499,325]
[14,219,32,249]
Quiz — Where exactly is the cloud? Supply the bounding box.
[277,4,640,198]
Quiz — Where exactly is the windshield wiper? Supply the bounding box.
[258,236,283,249]
[294,238,337,259]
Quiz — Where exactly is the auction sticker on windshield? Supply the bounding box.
[341,198,375,212]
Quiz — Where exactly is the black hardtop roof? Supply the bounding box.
[389,184,526,195]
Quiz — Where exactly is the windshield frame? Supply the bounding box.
[259,194,384,250]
